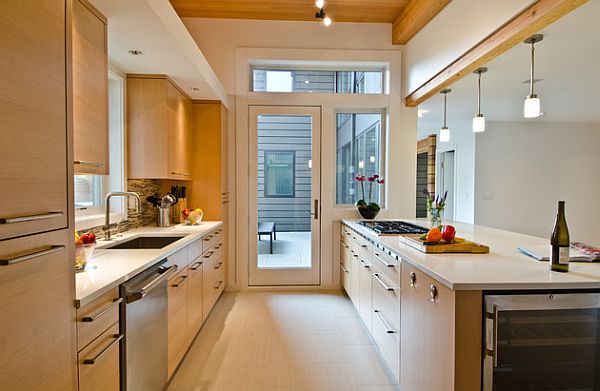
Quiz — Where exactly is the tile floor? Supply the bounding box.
[258,231,311,268]
[167,291,400,391]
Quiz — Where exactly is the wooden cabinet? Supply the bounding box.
[168,268,189,378]
[202,238,225,322]
[0,229,75,390]
[187,257,204,343]
[76,288,121,391]
[400,263,481,391]
[127,75,193,180]
[0,0,69,241]
[72,0,109,175]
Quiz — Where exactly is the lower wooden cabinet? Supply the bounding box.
[78,323,121,391]
[187,257,204,344]
[167,268,189,378]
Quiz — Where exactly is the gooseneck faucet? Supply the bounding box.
[104,191,142,241]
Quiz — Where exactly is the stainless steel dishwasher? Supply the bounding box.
[120,260,177,391]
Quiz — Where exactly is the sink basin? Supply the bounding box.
[105,236,186,250]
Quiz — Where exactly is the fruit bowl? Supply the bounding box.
[75,243,95,272]
[187,210,204,225]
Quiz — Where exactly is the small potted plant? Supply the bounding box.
[355,174,384,220]
[423,189,448,228]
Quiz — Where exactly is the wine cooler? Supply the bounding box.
[484,293,600,391]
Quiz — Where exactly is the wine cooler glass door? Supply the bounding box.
[484,293,600,391]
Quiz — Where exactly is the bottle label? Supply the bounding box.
[559,247,570,265]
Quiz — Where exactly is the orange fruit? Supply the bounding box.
[426,228,443,243]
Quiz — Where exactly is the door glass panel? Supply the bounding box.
[257,115,312,269]
[494,308,600,390]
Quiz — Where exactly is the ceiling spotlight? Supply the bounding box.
[128,49,143,56]
[315,8,332,26]
[315,0,324,8]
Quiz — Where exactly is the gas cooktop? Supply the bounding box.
[358,221,429,236]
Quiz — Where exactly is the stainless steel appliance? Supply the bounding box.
[358,220,428,235]
[120,261,177,391]
[484,293,600,390]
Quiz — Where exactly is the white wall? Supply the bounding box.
[475,122,600,246]
[402,0,530,97]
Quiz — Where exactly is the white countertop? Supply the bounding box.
[343,219,600,291]
[75,221,222,307]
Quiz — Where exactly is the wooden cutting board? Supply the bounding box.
[399,234,490,254]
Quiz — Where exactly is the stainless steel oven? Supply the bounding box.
[484,293,600,390]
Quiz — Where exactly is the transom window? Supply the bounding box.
[252,68,383,94]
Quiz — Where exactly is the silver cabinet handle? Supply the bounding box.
[373,310,397,334]
[172,275,188,288]
[82,298,123,322]
[409,272,417,287]
[214,261,223,270]
[74,160,104,168]
[373,273,397,291]
[345,232,351,236]
[360,259,370,268]
[342,243,349,249]
[126,265,177,303]
[215,242,223,250]
[429,284,438,302]
[171,171,192,177]
[374,252,397,268]
[340,264,349,273]
[214,280,223,289]
[203,251,215,258]
[204,235,214,241]
[83,334,123,365]
[0,245,65,266]
[189,261,203,271]
[361,244,368,248]
[0,211,63,225]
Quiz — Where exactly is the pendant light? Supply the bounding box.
[524,34,543,118]
[472,67,487,133]
[439,89,451,143]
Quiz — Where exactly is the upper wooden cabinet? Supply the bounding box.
[127,75,193,180]
[72,0,109,175]
[0,0,69,240]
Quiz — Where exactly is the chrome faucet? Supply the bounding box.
[103,191,142,241]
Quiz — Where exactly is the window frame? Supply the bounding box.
[264,150,296,198]
[334,108,387,208]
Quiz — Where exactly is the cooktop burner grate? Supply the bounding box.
[358,221,429,235]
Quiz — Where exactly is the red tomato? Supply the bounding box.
[442,225,456,243]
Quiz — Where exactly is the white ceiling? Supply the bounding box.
[417,0,600,138]
[89,0,228,105]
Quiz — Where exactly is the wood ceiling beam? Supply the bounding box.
[404,0,588,107]
[392,0,450,45]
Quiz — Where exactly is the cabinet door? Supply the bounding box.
[0,0,68,240]
[78,322,120,391]
[0,229,75,390]
[186,259,203,342]
[72,0,108,175]
[167,84,192,180]
[358,258,372,332]
[168,269,189,378]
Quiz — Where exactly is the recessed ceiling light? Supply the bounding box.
[128,49,143,56]
[190,87,200,91]
[315,0,324,8]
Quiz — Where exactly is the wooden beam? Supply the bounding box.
[404,0,588,107]
[392,0,450,45]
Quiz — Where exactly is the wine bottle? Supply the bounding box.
[550,201,570,272]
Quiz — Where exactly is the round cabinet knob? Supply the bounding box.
[429,285,438,302]
[409,272,417,287]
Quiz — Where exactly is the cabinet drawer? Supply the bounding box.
[372,309,400,383]
[202,227,223,252]
[164,246,188,271]
[168,268,189,378]
[78,322,121,391]
[372,248,401,287]
[77,288,121,350]
[200,245,220,270]
[372,272,400,329]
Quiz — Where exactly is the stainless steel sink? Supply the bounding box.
[104,236,186,250]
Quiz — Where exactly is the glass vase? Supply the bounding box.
[429,207,442,228]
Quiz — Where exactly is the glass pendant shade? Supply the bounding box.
[439,126,450,142]
[524,95,541,118]
[472,114,485,133]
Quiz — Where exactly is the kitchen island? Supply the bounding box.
[341,219,600,391]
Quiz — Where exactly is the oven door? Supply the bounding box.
[484,293,600,391]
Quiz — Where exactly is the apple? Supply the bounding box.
[442,225,456,243]
[80,232,96,244]
[182,208,191,218]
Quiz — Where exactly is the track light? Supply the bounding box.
[315,0,324,8]
[440,89,451,143]
[524,34,543,118]
[473,67,487,133]
[315,7,332,26]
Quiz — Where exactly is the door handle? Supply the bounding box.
[311,199,319,220]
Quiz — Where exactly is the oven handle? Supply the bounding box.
[125,265,178,303]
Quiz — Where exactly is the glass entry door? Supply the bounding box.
[248,106,321,286]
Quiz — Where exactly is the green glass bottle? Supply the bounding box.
[550,201,570,272]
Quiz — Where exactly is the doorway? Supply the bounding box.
[248,106,321,286]
[438,150,455,221]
